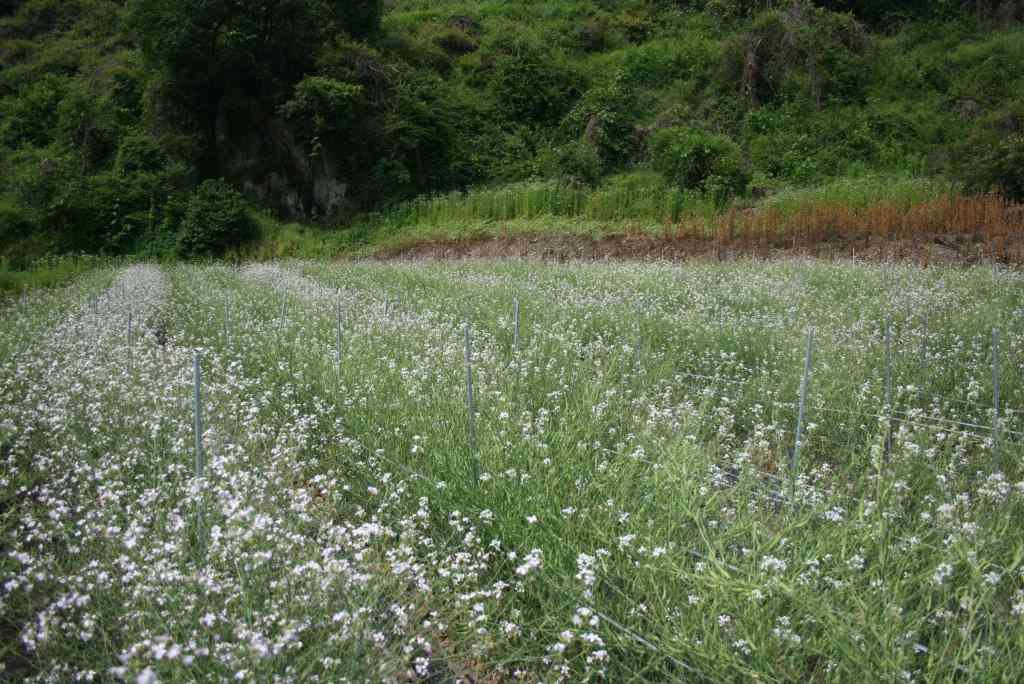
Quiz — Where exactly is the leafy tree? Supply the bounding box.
[650,127,750,206]
[964,133,1024,201]
[489,38,581,125]
[279,76,362,155]
[177,178,254,256]
[0,74,66,148]
[563,71,640,172]
[334,0,382,40]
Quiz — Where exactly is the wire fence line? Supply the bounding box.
[103,268,1022,681]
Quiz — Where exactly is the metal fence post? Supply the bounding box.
[514,298,520,350]
[193,350,205,553]
[993,328,1001,453]
[920,311,928,371]
[790,328,814,509]
[336,302,343,367]
[465,323,479,480]
[127,309,133,370]
[885,319,893,458]
[193,351,204,479]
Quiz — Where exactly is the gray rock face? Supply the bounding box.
[215,100,348,222]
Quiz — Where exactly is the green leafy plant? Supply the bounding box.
[964,133,1024,201]
[177,179,255,257]
[650,126,749,206]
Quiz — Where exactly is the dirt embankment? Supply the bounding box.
[377,232,1023,267]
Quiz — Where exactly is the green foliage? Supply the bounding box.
[279,76,362,153]
[177,179,255,257]
[489,37,582,124]
[963,133,1024,201]
[0,73,66,148]
[720,3,870,109]
[650,126,749,205]
[2,0,1024,261]
[331,0,383,40]
[128,0,332,93]
[555,140,603,186]
[115,131,166,175]
[0,253,107,295]
[563,71,640,170]
[0,0,82,39]
[0,195,36,246]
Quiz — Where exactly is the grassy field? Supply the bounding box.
[0,255,119,298]
[2,259,1024,681]
[240,175,1024,263]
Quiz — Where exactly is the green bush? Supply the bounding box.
[0,73,66,148]
[279,75,363,154]
[1,0,82,38]
[0,195,36,246]
[563,71,640,171]
[964,133,1024,201]
[177,179,255,257]
[719,4,870,110]
[650,126,749,206]
[489,37,582,124]
[555,140,602,187]
[114,131,166,175]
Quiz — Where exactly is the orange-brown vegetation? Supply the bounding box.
[383,194,1024,266]
[675,194,1024,264]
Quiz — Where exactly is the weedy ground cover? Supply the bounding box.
[2,259,1024,682]
[344,175,1024,263]
[0,256,119,298]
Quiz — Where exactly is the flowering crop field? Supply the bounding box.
[2,259,1024,683]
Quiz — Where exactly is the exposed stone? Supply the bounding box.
[215,98,349,222]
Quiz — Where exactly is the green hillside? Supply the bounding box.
[2,0,1023,263]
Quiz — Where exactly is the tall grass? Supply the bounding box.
[0,254,116,297]
[351,172,1012,256]
[361,173,705,235]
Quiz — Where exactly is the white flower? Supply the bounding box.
[136,668,158,684]
[932,563,953,586]
[516,548,543,576]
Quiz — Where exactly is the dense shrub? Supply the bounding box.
[719,4,870,109]
[279,75,362,154]
[115,131,167,175]
[0,73,66,148]
[177,179,255,257]
[489,38,582,124]
[555,140,602,186]
[650,126,749,205]
[964,133,1024,201]
[0,196,36,245]
[562,71,640,171]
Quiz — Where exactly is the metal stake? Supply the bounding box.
[127,310,133,370]
[884,319,893,458]
[193,350,205,554]
[920,311,928,370]
[335,302,343,366]
[514,298,520,350]
[993,328,1001,453]
[193,351,204,478]
[790,329,814,509]
[465,324,478,480]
